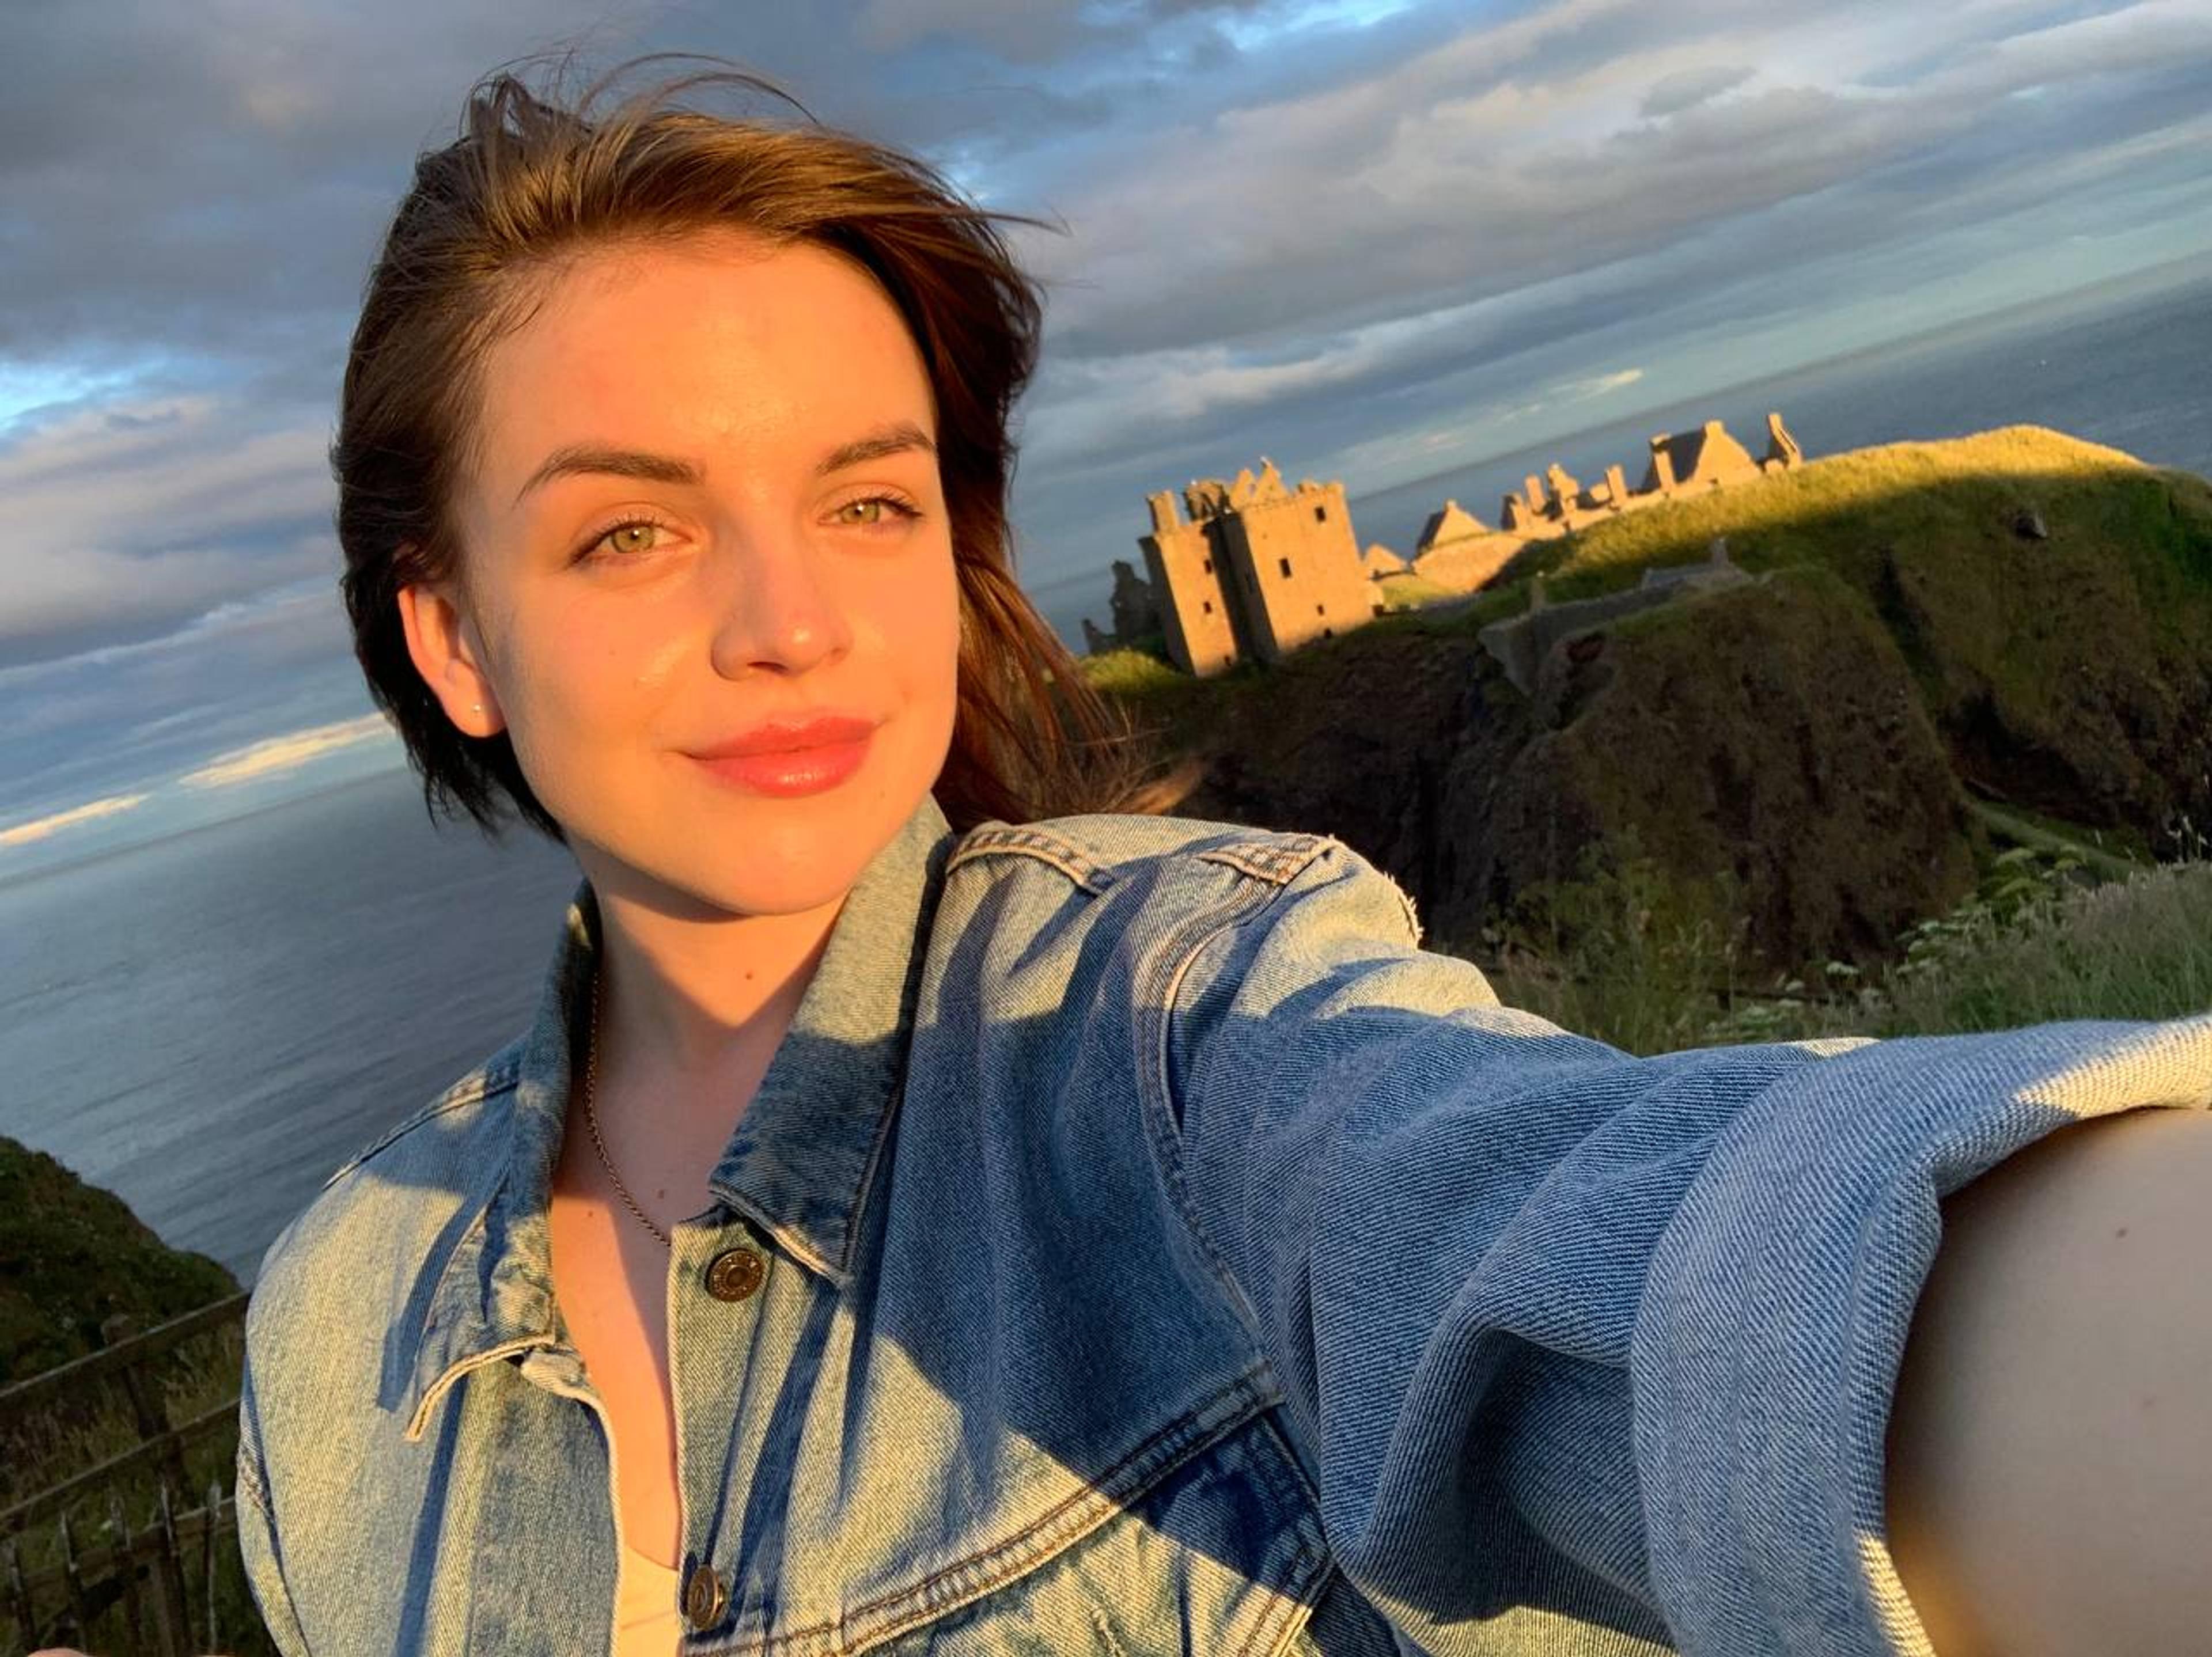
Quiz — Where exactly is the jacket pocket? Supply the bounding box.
[881,1412,1393,1656]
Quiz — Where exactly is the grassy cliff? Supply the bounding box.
[1531,427,2212,847]
[1090,428,2212,976]
[0,1135,238,1383]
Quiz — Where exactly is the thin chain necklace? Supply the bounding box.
[581,971,673,1250]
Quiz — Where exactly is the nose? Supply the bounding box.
[705,523,853,681]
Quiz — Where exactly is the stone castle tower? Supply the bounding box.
[1138,458,1376,676]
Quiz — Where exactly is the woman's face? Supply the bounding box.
[401,228,962,919]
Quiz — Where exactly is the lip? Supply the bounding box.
[687,714,880,760]
[685,714,880,799]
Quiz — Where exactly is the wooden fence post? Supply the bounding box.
[57,1508,93,1648]
[109,1488,146,1657]
[148,1479,191,1657]
[6,1535,37,1653]
[203,1478,225,1655]
[102,1313,194,1496]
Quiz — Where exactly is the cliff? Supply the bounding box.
[1091,427,2212,972]
[0,1135,239,1383]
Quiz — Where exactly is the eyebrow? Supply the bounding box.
[510,420,937,508]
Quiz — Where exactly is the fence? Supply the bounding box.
[1,1294,266,1656]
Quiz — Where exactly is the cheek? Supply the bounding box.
[854,543,962,705]
[914,562,964,700]
[501,601,687,761]
[920,578,967,740]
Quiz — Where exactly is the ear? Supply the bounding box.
[397,567,506,738]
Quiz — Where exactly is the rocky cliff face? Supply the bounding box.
[1480,568,1978,966]
[1177,569,1973,970]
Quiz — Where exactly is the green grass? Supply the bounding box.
[0,1136,270,1654]
[1373,571,1461,611]
[1529,425,2210,592]
[1079,646,1184,699]
[1,1316,273,1657]
[1463,849,2212,1055]
[1968,798,2144,879]
[1817,852,2212,1039]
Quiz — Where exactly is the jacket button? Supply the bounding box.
[683,1561,727,1630]
[704,1246,765,1302]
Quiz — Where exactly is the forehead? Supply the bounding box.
[470,229,935,493]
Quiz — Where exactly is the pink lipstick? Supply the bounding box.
[687,715,877,798]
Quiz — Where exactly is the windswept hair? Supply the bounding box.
[334,53,1181,839]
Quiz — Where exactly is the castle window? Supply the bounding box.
[1202,600,1213,614]
[1278,556,1293,578]
[1315,506,1327,522]
[1315,603,1325,616]
[1202,556,1213,574]
[1322,627,1334,639]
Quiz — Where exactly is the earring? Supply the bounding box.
[472,703,483,712]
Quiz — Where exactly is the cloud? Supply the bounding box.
[1017,0,2212,364]
[0,792,150,848]
[1563,367,1645,399]
[854,0,1086,60]
[177,713,398,789]
[0,581,378,840]
[0,392,336,663]
[1640,63,1755,118]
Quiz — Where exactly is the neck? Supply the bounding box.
[585,871,848,1086]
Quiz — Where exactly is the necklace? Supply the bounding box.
[581,972,673,1250]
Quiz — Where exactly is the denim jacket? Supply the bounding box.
[236,795,2212,1656]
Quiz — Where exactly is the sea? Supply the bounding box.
[5,266,2211,1287]
[1340,264,2212,566]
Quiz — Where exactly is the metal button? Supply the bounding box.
[704,1246,765,1302]
[683,1561,727,1630]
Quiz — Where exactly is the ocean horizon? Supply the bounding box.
[1032,258,2212,643]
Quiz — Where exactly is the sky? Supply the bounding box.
[4,0,2211,866]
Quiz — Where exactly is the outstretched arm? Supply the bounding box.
[1157,831,2212,1654]
[1888,1105,2212,1656]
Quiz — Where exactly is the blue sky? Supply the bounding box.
[3,0,2210,865]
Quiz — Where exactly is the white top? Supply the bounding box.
[614,1541,684,1657]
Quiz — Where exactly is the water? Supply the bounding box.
[0,769,577,1282]
[1344,268,2212,561]
[6,269,2211,1284]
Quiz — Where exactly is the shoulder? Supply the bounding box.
[246,1036,521,1330]
[319,1037,527,1193]
[946,811,1422,942]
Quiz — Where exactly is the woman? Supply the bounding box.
[211,58,2212,1657]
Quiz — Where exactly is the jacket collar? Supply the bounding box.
[402,793,954,1440]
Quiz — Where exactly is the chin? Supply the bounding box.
[632,772,930,919]
[551,719,950,920]
[609,836,868,922]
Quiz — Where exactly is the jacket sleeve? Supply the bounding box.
[234,1356,313,1657]
[1160,836,2212,1656]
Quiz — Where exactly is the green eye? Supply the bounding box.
[834,494,918,529]
[577,518,669,562]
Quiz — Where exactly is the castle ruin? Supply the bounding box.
[1092,414,1805,677]
[1493,412,1802,540]
[1138,458,1378,676]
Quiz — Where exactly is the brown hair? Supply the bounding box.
[334,54,1181,839]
